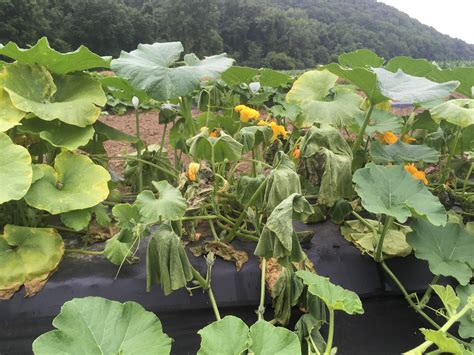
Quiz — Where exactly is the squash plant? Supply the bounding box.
[0,39,472,353]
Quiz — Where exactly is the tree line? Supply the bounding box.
[1,0,473,69]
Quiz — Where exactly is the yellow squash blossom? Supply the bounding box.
[187,163,200,182]
[381,131,398,145]
[292,146,301,159]
[234,104,260,122]
[267,121,287,141]
[239,107,260,122]
[209,129,220,138]
[402,135,416,144]
[404,163,428,185]
[257,120,266,126]
[234,104,247,112]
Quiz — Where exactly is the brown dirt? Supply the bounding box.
[100,110,173,172]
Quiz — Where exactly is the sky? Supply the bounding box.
[377,0,474,44]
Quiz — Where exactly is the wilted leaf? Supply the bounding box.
[270,267,304,325]
[32,297,172,355]
[191,241,248,271]
[235,125,273,152]
[146,223,193,295]
[187,128,243,162]
[0,225,64,299]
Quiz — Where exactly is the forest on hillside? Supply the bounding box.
[1,0,474,69]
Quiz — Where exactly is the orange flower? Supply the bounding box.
[187,163,200,182]
[402,135,416,144]
[209,129,220,138]
[404,163,428,185]
[267,121,287,141]
[292,146,301,159]
[381,131,398,145]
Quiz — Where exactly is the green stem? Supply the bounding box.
[190,266,221,321]
[135,109,143,192]
[405,303,472,354]
[440,126,463,184]
[225,177,268,242]
[462,162,473,197]
[65,249,104,255]
[324,309,335,355]
[374,216,394,262]
[216,220,259,242]
[208,219,219,241]
[180,215,218,221]
[381,262,441,330]
[106,156,178,178]
[257,257,267,320]
[418,275,440,309]
[352,104,375,154]
[158,122,168,157]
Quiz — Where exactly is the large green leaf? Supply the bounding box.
[94,120,138,143]
[286,69,363,128]
[264,152,302,212]
[60,209,91,232]
[456,284,474,339]
[353,163,446,226]
[197,316,249,355]
[0,132,32,204]
[370,140,440,164]
[259,68,292,88]
[135,181,186,223]
[255,193,313,265]
[296,271,364,315]
[299,126,353,206]
[32,297,172,355]
[407,220,474,285]
[416,329,467,355]
[100,76,150,104]
[338,49,384,68]
[324,63,388,104]
[221,66,259,85]
[187,128,243,162]
[111,42,233,101]
[341,219,412,258]
[248,320,301,355]
[384,56,474,98]
[112,203,141,230]
[430,99,474,128]
[24,152,110,214]
[0,88,25,132]
[385,56,438,77]
[373,68,459,106]
[146,223,193,295]
[2,63,106,127]
[0,37,111,74]
[0,225,63,299]
[19,117,94,150]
